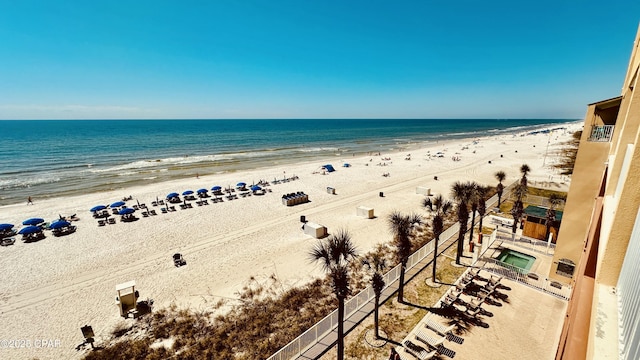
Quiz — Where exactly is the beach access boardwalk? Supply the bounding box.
[295,234,459,360]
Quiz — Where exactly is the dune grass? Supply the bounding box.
[83,211,461,359]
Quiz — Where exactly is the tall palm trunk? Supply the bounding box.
[374,294,380,338]
[432,235,440,281]
[398,260,407,302]
[456,206,468,265]
[468,207,476,246]
[337,296,345,359]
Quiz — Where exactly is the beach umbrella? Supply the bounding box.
[18,225,42,235]
[90,205,107,212]
[22,218,44,226]
[49,220,71,229]
[182,190,194,195]
[211,186,222,191]
[197,188,208,194]
[167,192,179,199]
[251,185,262,191]
[110,201,126,208]
[237,182,246,187]
[119,207,135,215]
[0,223,14,231]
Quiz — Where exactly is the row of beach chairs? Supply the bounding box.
[282,192,308,206]
[97,218,117,226]
[272,175,299,185]
[399,268,509,360]
[400,316,460,360]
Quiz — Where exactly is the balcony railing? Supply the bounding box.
[588,125,615,142]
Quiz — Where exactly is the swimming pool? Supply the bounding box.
[497,249,536,272]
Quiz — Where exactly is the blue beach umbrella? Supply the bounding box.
[0,223,14,231]
[236,182,246,187]
[91,205,107,212]
[167,192,179,199]
[182,190,194,195]
[211,186,222,191]
[110,201,126,208]
[19,225,42,235]
[49,220,71,229]
[22,218,45,226]
[251,185,262,191]
[119,207,135,215]
[197,188,208,194]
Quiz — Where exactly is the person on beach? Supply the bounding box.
[27,196,33,205]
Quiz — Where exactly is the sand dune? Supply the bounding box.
[0,123,579,359]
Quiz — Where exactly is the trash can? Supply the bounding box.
[379,192,384,197]
[300,215,306,223]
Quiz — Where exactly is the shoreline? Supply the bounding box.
[0,120,577,206]
[0,122,581,359]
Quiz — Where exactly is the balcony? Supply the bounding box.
[588,125,615,142]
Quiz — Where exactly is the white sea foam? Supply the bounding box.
[0,175,61,190]
[88,154,236,173]
[296,147,339,153]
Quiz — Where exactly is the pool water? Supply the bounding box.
[497,249,536,271]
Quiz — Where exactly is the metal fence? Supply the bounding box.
[266,185,511,360]
[478,258,571,300]
[472,224,570,300]
[496,232,556,255]
[506,193,565,209]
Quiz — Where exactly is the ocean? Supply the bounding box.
[0,119,575,206]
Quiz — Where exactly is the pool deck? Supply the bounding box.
[399,232,567,360]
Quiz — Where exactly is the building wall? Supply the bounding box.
[597,39,640,286]
[556,25,640,360]
[550,108,610,283]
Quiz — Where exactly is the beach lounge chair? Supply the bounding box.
[160,208,167,214]
[403,340,436,360]
[149,210,157,215]
[0,237,15,246]
[142,211,149,217]
[424,319,455,337]
[415,330,445,349]
[108,218,116,225]
[98,220,106,226]
[173,253,186,267]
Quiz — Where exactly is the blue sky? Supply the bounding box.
[0,1,638,119]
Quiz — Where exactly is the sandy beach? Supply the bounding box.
[0,123,579,359]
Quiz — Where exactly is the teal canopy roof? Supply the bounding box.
[524,205,563,221]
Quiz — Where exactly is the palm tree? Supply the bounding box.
[388,211,423,303]
[510,183,527,240]
[495,171,506,207]
[362,253,387,339]
[451,181,472,265]
[467,182,480,246]
[545,194,565,241]
[475,186,488,244]
[423,194,453,282]
[520,164,531,189]
[309,230,357,360]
